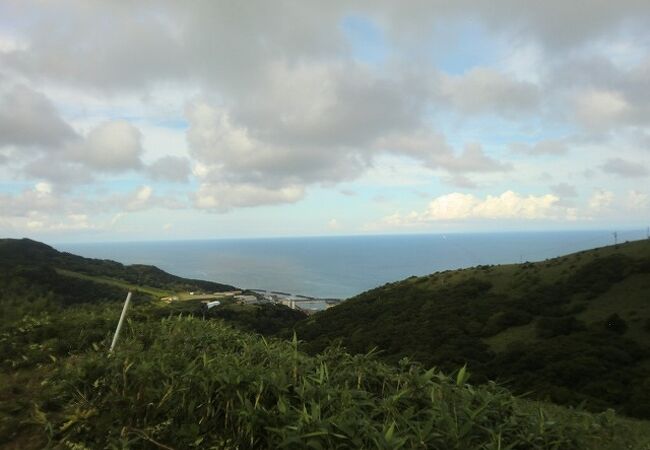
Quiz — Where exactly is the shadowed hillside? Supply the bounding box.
[294,239,650,418]
[0,238,237,306]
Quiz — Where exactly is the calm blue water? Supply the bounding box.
[57,230,647,299]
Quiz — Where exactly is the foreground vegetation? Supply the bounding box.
[2,294,649,449]
[295,240,650,418]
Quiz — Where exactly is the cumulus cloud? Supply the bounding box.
[440,68,540,118]
[378,133,511,174]
[0,180,188,238]
[187,101,369,187]
[18,119,145,187]
[552,54,650,131]
[185,98,391,209]
[125,186,154,212]
[117,185,187,212]
[146,155,191,182]
[23,158,94,187]
[236,61,426,148]
[0,82,146,187]
[0,182,103,235]
[427,191,561,220]
[374,191,567,228]
[601,157,648,177]
[1,1,649,230]
[4,1,649,93]
[511,139,569,156]
[442,174,479,189]
[589,189,614,211]
[574,89,631,130]
[67,121,143,172]
[185,96,512,208]
[0,84,74,148]
[626,190,649,210]
[380,1,650,51]
[550,183,578,198]
[23,213,94,232]
[194,182,304,212]
[0,183,66,217]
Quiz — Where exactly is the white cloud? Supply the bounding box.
[0,182,190,238]
[0,84,74,148]
[0,85,147,186]
[440,68,540,118]
[125,185,153,212]
[589,189,614,211]
[601,157,648,177]
[511,139,569,156]
[0,184,67,216]
[4,1,649,93]
[550,183,577,198]
[67,120,143,172]
[327,218,341,230]
[1,1,650,235]
[34,181,52,195]
[194,182,304,212]
[626,190,649,210]
[378,133,511,174]
[441,174,479,189]
[146,155,191,182]
[574,89,630,130]
[0,33,28,53]
[431,191,560,220]
[374,191,565,228]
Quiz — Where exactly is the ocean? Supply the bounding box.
[57,230,647,299]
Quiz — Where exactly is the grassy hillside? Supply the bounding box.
[1,293,649,449]
[295,239,650,418]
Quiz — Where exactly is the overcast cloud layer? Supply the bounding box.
[0,0,648,240]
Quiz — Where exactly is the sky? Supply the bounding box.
[0,1,648,242]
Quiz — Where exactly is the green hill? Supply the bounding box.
[294,239,650,418]
[1,237,650,448]
[0,238,308,337]
[0,238,237,306]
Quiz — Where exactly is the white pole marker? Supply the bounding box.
[110,291,132,353]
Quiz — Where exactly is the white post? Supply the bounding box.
[110,291,132,353]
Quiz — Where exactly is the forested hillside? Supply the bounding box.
[295,239,650,418]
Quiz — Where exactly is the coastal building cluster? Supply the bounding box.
[173,288,343,313]
[249,289,342,313]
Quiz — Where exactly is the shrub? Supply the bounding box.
[42,317,609,449]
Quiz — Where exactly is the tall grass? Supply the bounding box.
[38,315,615,449]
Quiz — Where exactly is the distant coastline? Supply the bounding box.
[58,229,648,299]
